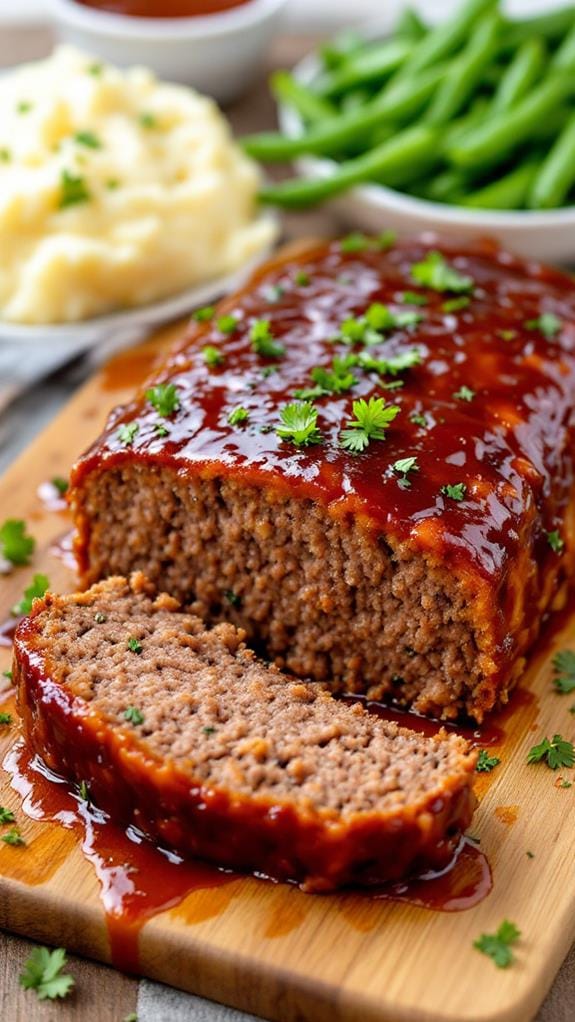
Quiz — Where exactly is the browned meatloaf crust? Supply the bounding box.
[70,236,575,721]
[14,575,476,892]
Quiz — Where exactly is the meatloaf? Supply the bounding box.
[14,574,476,891]
[70,235,575,721]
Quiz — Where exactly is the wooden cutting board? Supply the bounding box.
[1,326,575,1022]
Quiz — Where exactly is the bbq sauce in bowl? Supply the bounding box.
[73,0,252,15]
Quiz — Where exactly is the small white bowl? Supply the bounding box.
[278,23,575,264]
[46,0,288,103]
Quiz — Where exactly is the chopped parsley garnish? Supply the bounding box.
[497,328,517,342]
[442,296,471,313]
[228,406,249,426]
[453,385,475,402]
[94,612,107,624]
[19,947,75,1001]
[294,357,357,400]
[124,706,144,725]
[154,422,169,437]
[547,530,564,553]
[339,305,423,348]
[0,519,35,566]
[263,284,284,303]
[146,383,180,417]
[476,750,501,773]
[340,232,370,253]
[0,148,11,162]
[441,482,467,502]
[294,270,310,286]
[106,178,120,190]
[400,291,428,306]
[224,590,241,607]
[525,312,562,339]
[410,412,429,428]
[217,315,238,334]
[2,826,25,846]
[358,348,422,376]
[382,380,404,391]
[51,476,69,496]
[0,807,15,823]
[117,421,139,446]
[193,305,215,322]
[526,850,535,858]
[78,781,90,803]
[340,397,400,454]
[87,62,103,76]
[58,170,91,210]
[0,712,13,724]
[74,130,102,150]
[411,251,473,294]
[552,650,575,694]
[378,229,397,250]
[11,574,49,617]
[528,734,575,769]
[127,637,143,654]
[276,402,322,447]
[559,778,572,788]
[17,100,33,115]
[250,319,285,359]
[202,345,224,368]
[474,920,520,969]
[392,456,419,489]
[139,111,158,129]
[203,726,216,735]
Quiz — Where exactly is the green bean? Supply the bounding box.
[258,125,439,208]
[425,11,501,125]
[320,31,364,71]
[529,112,575,209]
[448,75,575,169]
[270,72,336,125]
[460,158,539,209]
[394,0,497,79]
[552,22,575,70]
[396,7,427,42]
[492,37,545,113]
[242,62,448,162]
[504,7,575,50]
[315,39,411,98]
[424,169,469,203]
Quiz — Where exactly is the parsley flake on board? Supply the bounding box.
[552,650,575,694]
[476,750,501,773]
[0,519,35,566]
[2,827,25,846]
[410,251,473,294]
[547,530,564,553]
[193,305,215,322]
[73,130,102,149]
[228,406,249,426]
[276,402,322,447]
[19,947,75,1001]
[0,807,15,823]
[453,385,475,402]
[525,312,562,339]
[124,706,144,725]
[146,383,180,417]
[117,421,139,446]
[474,920,520,969]
[11,574,49,617]
[392,456,419,489]
[58,169,91,210]
[202,345,224,368]
[250,319,285,359]
[294,357,357,400]
[528,734,575,770]
[127,637,143,654]
[51,476,69,496]
[441,482,467,502]
[217,315,238,334]
[340,397,400,455]
[0,712,12,724]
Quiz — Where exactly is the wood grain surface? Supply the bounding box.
[1,317,575,1022]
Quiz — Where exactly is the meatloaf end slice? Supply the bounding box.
[14,574,477,892]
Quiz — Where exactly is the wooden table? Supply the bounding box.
[0,21,574,1022]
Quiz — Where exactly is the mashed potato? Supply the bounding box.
[0,47,277,324]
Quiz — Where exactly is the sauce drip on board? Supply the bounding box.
[74,0,253,17]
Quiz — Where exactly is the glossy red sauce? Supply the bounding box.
[74,0,252,17]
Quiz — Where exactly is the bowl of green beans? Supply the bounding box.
[242,0,575,263]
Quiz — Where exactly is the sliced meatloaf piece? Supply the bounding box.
[70,236,575,721]
[14,574,477,892]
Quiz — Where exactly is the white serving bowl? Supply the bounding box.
[46,0,288,103]
[278,18,575,264]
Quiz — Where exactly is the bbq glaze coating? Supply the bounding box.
[13,578,477,893]
[71,236,575,719]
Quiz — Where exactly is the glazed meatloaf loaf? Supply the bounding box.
[14,575,476,891]
[70,235,575,721]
